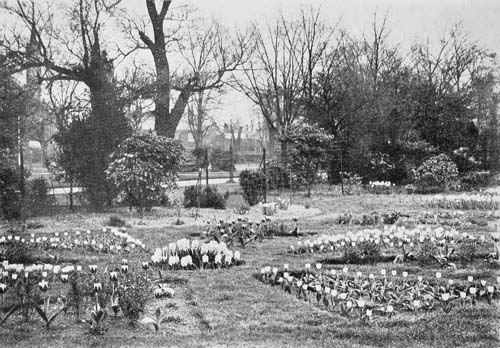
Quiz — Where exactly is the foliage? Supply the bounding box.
[183,185,226,209]
[117,273,150,325]
[106,133,184,214]
[413,154,459,192]
[280,124,334,197]
[210,147,235,172]
[239,170,266,206]
[54,112,131,210]
[106,215,127,228]
[458,171,492,191]
[26,177,55,216]
[0,149,21,220]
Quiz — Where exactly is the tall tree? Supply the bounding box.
[0,0,131,208]
[236,8,334,161]
[134,1,248,137]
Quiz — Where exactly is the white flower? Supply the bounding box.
[316,263,322,270]
[234,251,241,261]
[202,255,209,263]
[386,304,394,313]
[441,293,450,301]
[305,263,311,270]
[469,287,477,295]
[380,269,386,276]
[366,309,373,317]
[214,253,222,264]
[435,272,442,279]
[391,270,397,276]
[467,276,474,283]
[180,255,193,268]
[39,280,49,292]
[402,272,408,278]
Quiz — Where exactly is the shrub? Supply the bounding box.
[26,177,55,216]
[106,134,184,214]
[459,171,492,191]
[210,147,235,172]
[107,215,127,227]
[413,154,458,192]
[183,185,226,209]
[239,170,266,206]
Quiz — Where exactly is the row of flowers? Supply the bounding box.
[258,263,500,321]
[289,226,493,265]
[0,227,146,254]
[150,238,243,270]
[425,193,499,210]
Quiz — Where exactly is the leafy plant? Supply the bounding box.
[35,296,69,329]
[183,185,226,209]
[106,133,184,214]
[413,154,458,192]
[239,170,266,206]
[117,273,151,325]
[140,306,169,334]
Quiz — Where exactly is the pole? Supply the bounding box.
[263,147,267,203]
[340,145,344,195]
[229,140,234,183]
[205,147,209,187]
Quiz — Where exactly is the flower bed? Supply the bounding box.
[258,263,500,322]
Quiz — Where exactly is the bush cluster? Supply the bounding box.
[183,185,226,209]
[413,154,458,192]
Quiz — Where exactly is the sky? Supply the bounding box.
[131,0,499,129]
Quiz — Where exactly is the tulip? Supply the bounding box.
[305,263,311,270]
[154,288,163,298]
[469,287,477,295]
[61,274,69,283]
[467,276,474,283]
[12,274,18,280]
[0,283,7,294]
[89,265,97,273]
[366,309,373,317]
[316,263,322,270]
[121,265,129,274]
[459,291,466,299]
[392,270,397,276]
[441,293,450,301]
[402,272,408,278]
[93,283,102,292]
[386,304,394,313]
[39,280,49,292]
[142,261,149,270]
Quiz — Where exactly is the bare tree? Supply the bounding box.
[133,0,249,137]
[235,8,335,160]
[186,89,218,151]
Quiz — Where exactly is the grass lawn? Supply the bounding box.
[1,185,499,348]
